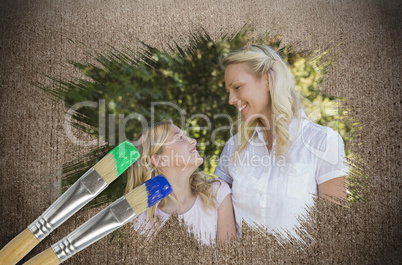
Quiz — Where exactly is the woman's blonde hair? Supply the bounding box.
[125,121,219,224]
[221,44,302,159]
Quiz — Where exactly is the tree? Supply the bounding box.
[37,27,356,206]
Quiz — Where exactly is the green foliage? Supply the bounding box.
[37,27,357,206]
[292,54,356,157]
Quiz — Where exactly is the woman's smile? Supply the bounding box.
[238,103,248,112]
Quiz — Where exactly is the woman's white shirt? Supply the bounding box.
[214,111,349,237]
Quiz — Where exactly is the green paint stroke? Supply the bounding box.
[110,141,140,176]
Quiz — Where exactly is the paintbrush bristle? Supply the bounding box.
[94,141,140,184]
[124,184,149,214]
[93,153,118,184]
[124,175,172,215]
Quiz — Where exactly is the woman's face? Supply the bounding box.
[159,124,203,170]
[225,62,271,122]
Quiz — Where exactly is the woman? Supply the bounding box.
[125,121,236,245]
[214,44,348,237]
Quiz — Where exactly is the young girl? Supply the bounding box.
[125,121,236,245]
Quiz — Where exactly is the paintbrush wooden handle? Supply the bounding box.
[0,228,39,265]
[23,247,60,265]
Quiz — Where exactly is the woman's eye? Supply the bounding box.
[235,86,241,90]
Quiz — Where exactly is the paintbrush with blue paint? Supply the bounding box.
[0,141,140,265]
[24,175,172,265]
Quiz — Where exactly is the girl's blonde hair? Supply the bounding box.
[221,44,302,159]
[125,121,219,224]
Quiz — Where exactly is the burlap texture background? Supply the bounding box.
[1,0,400,264]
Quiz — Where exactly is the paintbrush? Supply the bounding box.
[0,141,140,265]
[23,175,172,265]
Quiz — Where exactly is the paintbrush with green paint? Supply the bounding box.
[0,141,140,265]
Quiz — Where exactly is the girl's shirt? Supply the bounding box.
[131,179,231,245]
[214,110,349,238]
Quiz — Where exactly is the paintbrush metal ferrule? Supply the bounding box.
[28,167,107,241]
[51,196,136,262]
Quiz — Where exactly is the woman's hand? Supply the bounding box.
[216,194,237,244]
[318,176,347,205]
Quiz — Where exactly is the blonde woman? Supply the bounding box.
[125,121,236,245]
[214,44,348,237]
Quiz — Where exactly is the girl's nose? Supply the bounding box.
[189,137,197,145]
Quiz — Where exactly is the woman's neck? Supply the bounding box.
[258,111,274,152]
[258,106,273,130]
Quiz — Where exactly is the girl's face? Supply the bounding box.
[159,125,203,170]
[225,62,271,122]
